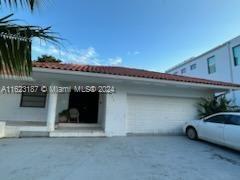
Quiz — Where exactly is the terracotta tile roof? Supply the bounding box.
[33,62,240,88]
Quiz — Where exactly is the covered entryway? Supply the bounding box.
[51,91,106,137]
[127,95,198,134]
[68,91,99,123]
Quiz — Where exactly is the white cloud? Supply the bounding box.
[64,47,100,65]
[127,51,140,55]
[108,57,123,66]
[32,43,122,66]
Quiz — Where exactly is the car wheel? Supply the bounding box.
[186,127,198,140]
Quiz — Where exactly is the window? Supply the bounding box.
[232,45,240,66]
[207,56,216,74]
[225,115,240,126]
[20,87,47,108]
[181,68,186,74]
[190,64,197,70]
[204,115,226,124]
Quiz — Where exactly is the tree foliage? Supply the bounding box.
[198,94,240,118]
[35,54,62,63]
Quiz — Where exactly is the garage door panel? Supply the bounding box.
[127,95,198,134]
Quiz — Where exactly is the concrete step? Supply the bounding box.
[19,131,49,138]
[50,129,106,137]
[57,123,101,128]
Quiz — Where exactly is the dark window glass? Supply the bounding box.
[20,87,47,108]
[225,115,240,126]
[233,45,240,66]
[207,56,216,74]
[181,68,186,74]
[204,115,226,124]
[190,64,197,70]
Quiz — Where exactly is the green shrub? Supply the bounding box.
[198,94,240,118]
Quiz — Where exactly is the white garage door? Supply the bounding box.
[127,95,198,134]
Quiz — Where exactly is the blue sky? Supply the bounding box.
[1,0,240,72]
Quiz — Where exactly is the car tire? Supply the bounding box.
[186,127,198,140]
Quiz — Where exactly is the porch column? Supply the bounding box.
[47,86,58,131]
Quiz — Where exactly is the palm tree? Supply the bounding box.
[0,0,60,76]
[0,0,40,11]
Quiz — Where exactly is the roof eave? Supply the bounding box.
[33,67,240,91]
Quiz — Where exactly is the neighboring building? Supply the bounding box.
[166,35,240,105]
[0,62,239,138]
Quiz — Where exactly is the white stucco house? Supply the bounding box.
[0,62,239,138]
[166,35,240,105]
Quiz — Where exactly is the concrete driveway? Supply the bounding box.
[0,136,239,180]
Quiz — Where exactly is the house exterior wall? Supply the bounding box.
[167,45,232,82]
[230,37,240,84]
[0,93,49,122]
[0,76,217,136]
[104,87,128,136]
[0,80,49,122]
[166,36,240,105]
[0,80,70,123]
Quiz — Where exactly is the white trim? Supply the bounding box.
[33,67,240,90]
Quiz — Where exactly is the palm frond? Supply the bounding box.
[0,14,61,76]
[0,0,43,11]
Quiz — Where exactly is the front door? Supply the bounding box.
[68,91,99,123]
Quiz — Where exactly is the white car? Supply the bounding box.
[183,112,240,151]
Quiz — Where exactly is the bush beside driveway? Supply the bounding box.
[0,136,239,180]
